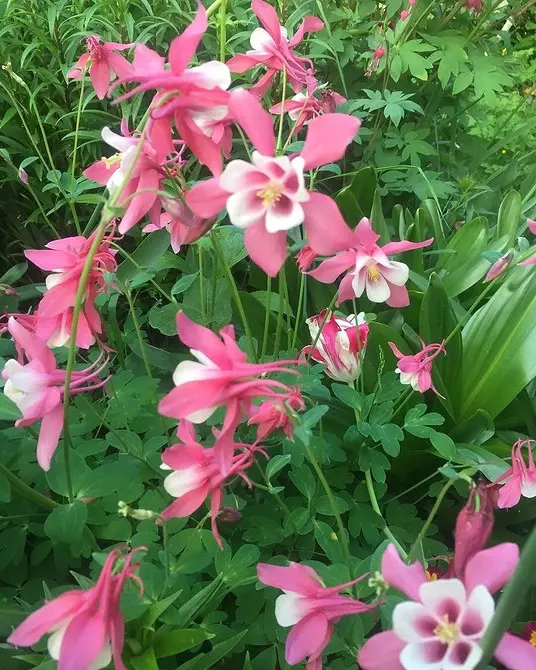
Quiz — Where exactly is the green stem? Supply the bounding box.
[385,470,439,504]
[306,294,337,362]
[219,0,227,62]
[273,271,284,357]
[275,67,288,155]
[444,281,495,347]
[476,521,536,669]
[206,0,225,16]
[391,388,414,422]
[198,243,206,322]
[291,272,305,349]
[407,478,454,562]
[281,267,292,350]
[365,470,407,558]
[110,242,176,303]
[261,275,272,360]
[0,461,57,510]
[71,74,86,181]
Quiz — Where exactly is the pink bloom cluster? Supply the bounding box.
[68,36,133,99]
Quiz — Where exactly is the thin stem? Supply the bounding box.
[0,461,57,511]
[407,478,455,562]
[306,294,338,361]
[261,275,272,360]
[219,0,227,62]
[198,243,206,322]
[71,74,86,181]
[476,521,536,669]
[160,518,170,597]
[275,67,288,155]
[391,388,415,422]
[444,281,495,346]
[291,272,305,349]
[365,470,407,558]
[110,242,176,303]
[273,271,284,357]
[281,267,292,350]
[206,0,224,16]
[385,470,439,504]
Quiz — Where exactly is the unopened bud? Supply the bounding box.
[18,168,28,184]
[368,571,389,597]
[400,9,410,20]
[374,47,386,59]
[118,501,157,521]
[484,251,513,282]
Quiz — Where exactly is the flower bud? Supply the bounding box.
[527,219,536,235]
[400,9,410,20]
[295,245,317,272]
[484,251,513,282]
[218,506,242,522]
[374,47,386,59]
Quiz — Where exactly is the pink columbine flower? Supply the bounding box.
[493,439,536,509]
[296,244,317,272]
[258,561,375,669]
[301,310,369,383]
[8,548,143,669]
[186,89,359,276]
[227,0,324,98]
[114,5,232,176]
[309,217,433,307]
[158,311,298,472]
[24,229,117,348]
[388,339,446,396]
[160,421,258,547]
[248,387,304,440]
[2,318,108,470]
[68,36,133,100]
[269,88,346,135]
[358,542,536,670]
[484,250,513,282]
[143,200,215,254]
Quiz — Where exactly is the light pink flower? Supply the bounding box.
[158,311,298,472]
[400,8,410,19]
[258,561,375,669]
[269,88,346,135]
[494,439,536,509]
[484,251,513,282]
[247,387,304,440]
[301,311,369,383]
[160,421,258,547]
[466,0,484,12]
[309,217,433,307]
[114,5,232,176]
[227,0,323,97]
[528,219,536,235]
[296,244,317,272]
[2,318,108,470]
[68,36,133,100]
[358,542,536,670]
[186,89,359,276]
[143,201,214,254]
[8,548,143,669]
[24,229,117,348]
[388,339,446,395]
[18,167,29,184]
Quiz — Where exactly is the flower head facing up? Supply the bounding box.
[158,311,298,472]
[358,542,536,670]
[493,439,536,509]
[8,548,144,670]
[258,561,375,669]
[68,36,133,99]
[2,317,108,470]
[308,217,433,307]
[247,387,304,441]
[301,310,369,383]
[389,339,446,396]
[186,89,360,276]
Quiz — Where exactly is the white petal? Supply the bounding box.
[47,627,65,661]
[400,641,446,670]
[172,360,216,388]
[443,640,482,670]
[220,159,266,193]
[190,105,228,136]
[365,274,391,303]
[164,466,203,498]
[101,126,133,152]
[251,152,291,175]
[89,639,113,670]
[274,592,310,627]
[187,406,218,423]
[265,200,304,232]
[393,601,438,644]
[462,585,495,637]
[226,190,265,229]
[249,28,277,54]
[351,269,366,298]
[419,579,467,620]
[398,371,421,391]
[381,260,410,286]
[45,273,65,290]
[189,61,231,91]
[287,156,309,202]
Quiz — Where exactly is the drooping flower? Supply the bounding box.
[114,5,232,176]
[24,228,117,348]
[247,387,304,440]
[493,439,536,509]
[186,89,359,276]
[143,201,215,254]
[388,339,446,395]
[227,0,324,97]
[358,542,536,670]
[160,421,258,547]
[258,561,375,669]
[2,317,108,470]
[68,36,133,99]
[308,217,433,307]
[484,250,513,282]
[158,311,298,472]
[366,46,386,77]
[301,310,369,383]
[269,88,346,135]
[296,244,317,272]
[8,548,143,669]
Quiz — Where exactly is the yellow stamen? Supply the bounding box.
[433,616,460,644]
[257,182,283,207]
[425,570,438,581]
[102,154,122,169]
[367,263,381,283]
[530,631,536,647]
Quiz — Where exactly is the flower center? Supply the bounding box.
[530,631,536,647]
[367,263,381,283]
[257,182,283,208]
[426,569,439,581]
[433,616,460,644]
[102,154,122,169]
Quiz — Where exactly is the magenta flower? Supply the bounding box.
[258,561,375,669]
[269,88,345,135]
[388,339,446,395]
[68,36,133,100]
[143,201,215,254]
[158,311,298,472]
[160,421,258,547]
[358,543,536,670]
[309,217,433,307]
[8,548,143,669]
[301,310,369,383]
[227,0,323,97]
[494,439,536,509]
[484,251,513,282]
[247,387,304,440]
[2,318,108,470]
[186,89,359,276]
[296,244,317,272]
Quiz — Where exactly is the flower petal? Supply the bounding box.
[229,89,275,156]
[257,562,320,596]
[381,544,427,601]
[37,403,64,471]
[57,611,107,670]
[307,250,355,282]
[90,60,110,99]
[494,632,536,670]
[244,222,287,277]
[392,601,437,643]
[285,611,329,665]
[300,113,360,170]
[302,192,355,254]
[357,631,405,670]
[169,3,207,75]
[464,543,519,595]
[186,178,229,218]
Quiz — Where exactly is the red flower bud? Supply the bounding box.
[374,47,386,59]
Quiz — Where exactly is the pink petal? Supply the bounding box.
[176,114,222,176]
[252,0,283,42]
[210,487,223,548]
[357,631,405,670]
[381,544,427,600]
[519,256,536,267]
[147,116,174,162]
[250,69,276,98]
[527,219,536,235]
[90,60,110,100]
[37,402,64,471]
[83,160,118,185]
[385,282,410,308]
[58,611,106,670]
[158,381,224,420]
[494,632,536,670]
[464,543,519,594]
[67,53,90,78]
[7,592,83,646]
[300,113,360,170]
[307,250,355,283]
[288,16,324,48]
[118,169,160,233]
[186,178,229,218]
[244,222,287,277]
[106,52,133,79]
[213,400,241,474]
[337,273,356,304]
[176,311,229,368]
[160,484,210,519]
[257,562,320,596]
[354,217,380,250]
[110,612,126,670]
[388,342,406,359]
[497,477,522,509]
[302,192,355,255]
[169,3,207,75]
[226,54,260,73]
[382,238,434,256]
[286,612,329,665]
[7,317,56,372]
[24,249,77,272]
[229,89,276,156]
[38,279,79,318]
[132,43,165,77]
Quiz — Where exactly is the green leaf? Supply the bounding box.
[131,647,159,670]
[449,410,494,446]
[265,454,291,481]
[154,629,213,659]
[331,383,362,410]
[213,226,248,267]
[452,70,473,95]
[44,502,87,544]
[0,393,22,421]
[0,473,11,502]
[148,303,180,336]
[117,229,170,283]
[0,262,27,285]
[171,273,199,296]
[496,190,521,247]
[372,423,404,457]
[141,589,183,627]
[177,630,248,670]
[429,431,456,460]
[290,465,316,500]
[78,461,144,498]
[314,520,344,563]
